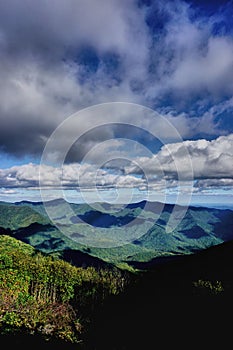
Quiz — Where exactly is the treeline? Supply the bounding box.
[0,235,129,344]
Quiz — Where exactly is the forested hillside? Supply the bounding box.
[0,235,129,347]
[1,200,233,271]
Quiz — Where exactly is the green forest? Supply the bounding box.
[1,200,233,349]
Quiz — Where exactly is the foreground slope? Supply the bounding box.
[1,200,233,348]
[0,235,128,346]
[90,239,233,349]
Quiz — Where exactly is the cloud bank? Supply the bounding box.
[126,134,233,180]
[0,134,232,193]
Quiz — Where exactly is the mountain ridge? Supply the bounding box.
[0,199,233,270]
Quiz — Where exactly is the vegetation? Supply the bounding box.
[1,200,232,270]
[90,239,233,350]
[0,235,129,344]
[1,200,233,348]
[0,203,49,230]
[193,279,224,295]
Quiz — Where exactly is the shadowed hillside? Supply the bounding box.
[1,200,233,270]
[89,239,233,349]
[1,200,233,348]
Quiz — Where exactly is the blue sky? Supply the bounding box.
[0,0,233,206]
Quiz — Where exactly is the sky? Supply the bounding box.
[0,0,233,207]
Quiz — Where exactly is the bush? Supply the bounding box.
[0,235,128,343]
[193,279,224,295]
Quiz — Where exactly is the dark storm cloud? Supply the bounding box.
[0,0,151,159]
[0,0,233,162]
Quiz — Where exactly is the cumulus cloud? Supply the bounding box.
[0,134,232,192]
[0,162,146,189]
[125,133,233,181]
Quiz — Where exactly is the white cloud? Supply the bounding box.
[163,110,223,138]
[0,134,232,192]
[168,36,233,95]
[146,1,233,103]
[125,133,233,181]
[0,188,17,194]
[195,178,233,190]
[0,162,146,189]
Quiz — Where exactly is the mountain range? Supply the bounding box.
[1,198,233,348]
[0,199,232,270]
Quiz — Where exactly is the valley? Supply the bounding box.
[0,199,232,271]
[0,199,233,348]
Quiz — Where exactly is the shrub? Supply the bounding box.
[193,279,224,295]
[0,235,128,343]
